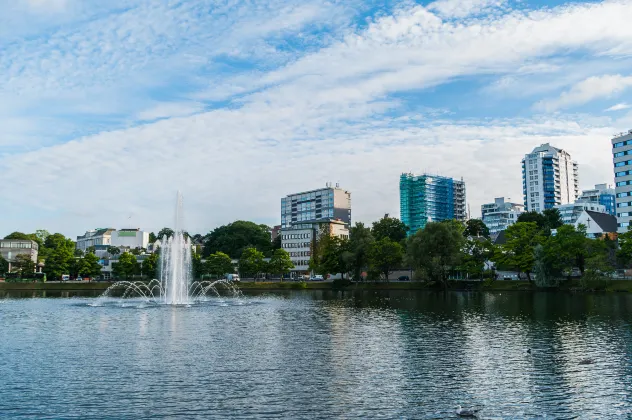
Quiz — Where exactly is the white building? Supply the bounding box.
[281,220,349,277]
[522,143,579,212]
[481,197,524,235]
[110,229,150,251]
[574,210,618,239]
[281,183,351,229]
[612,129,632,232]
[76,229,115,253]
[555,202,608,225]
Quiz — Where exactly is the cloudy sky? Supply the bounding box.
[1,0,631,238]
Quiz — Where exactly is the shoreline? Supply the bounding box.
[2,279,632,293]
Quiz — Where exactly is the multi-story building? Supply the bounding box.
[280,183,351,229]
[577,183,616,216]
[481,197,524,235]
[0,239,39,272]
[400,173,467,235]
[76,228,116,253]
[110,228,150,251]
[522,143,579,212]
[554,202,608,225]
[612,130,632,232]
[280,220,349,277]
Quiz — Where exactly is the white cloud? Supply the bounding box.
[428,0,506,18]
[605,103,631,112]
[537,74,632,111]
[137,102,205,121]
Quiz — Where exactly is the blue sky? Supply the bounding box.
[1,0,631,237]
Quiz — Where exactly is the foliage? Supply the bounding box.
[130,247,142,256]
[463,219,490,239]
[268,249,294,278]
[368,238,403,281]
[13,254,35,278]
[204,221,272,259]
[533,244,558,288]
[148,232,157,243]
[346,222,374,281]
[34,229,50,244]
[191,252,205,279]
[407,220,465,288]
[0,254,8,275]
[112,252,139,280]
[617,228,632,266]
[460,238,495,280]
[77,252,103,278]
[271,234,282,251]
[86,246,96,255]
[107,246,120,256]
[516,209,562,234]
[311,233,350,278]
[141,252,160,279]
[42,234,75,280]
[493,222,543,281]
[157,228,175,239]
[239,247,266,278]
[371,216,409,244]
[206,252,234,278]
[74,249,84,257]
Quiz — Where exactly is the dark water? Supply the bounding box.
[2,290,632,419]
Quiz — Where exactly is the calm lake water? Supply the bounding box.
[2,290,632,419]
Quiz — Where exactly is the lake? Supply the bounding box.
[2,290,632,419]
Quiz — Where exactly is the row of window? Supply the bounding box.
[619,212,632,218]
[615,160,632,168]
[614,150,632,158]
[613,140,632,149]
[281,233,311,240]
[0,242,33,249]
[616,170,632,178]
[282,242,311,249]
[292,259,310,267]
[617,191,632,198]
[289,251,311,257]
[617,180,632,187]
[618,201,632,208]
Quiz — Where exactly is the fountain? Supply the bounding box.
[93,192,241,306]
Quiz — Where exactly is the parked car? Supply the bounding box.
[226,274,240,282]
[310,275,324,281]
[398,275,410,282]
[61,275,70,282]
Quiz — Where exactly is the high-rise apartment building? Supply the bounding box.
[481,197,524,235]
[522,143,579,212]
[554,202,608,225]
[576,183,615,216]
[612,129,632,232]
[400,173,466,235]
[280,184,351,229]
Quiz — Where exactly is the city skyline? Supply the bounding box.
[1,0,631,236]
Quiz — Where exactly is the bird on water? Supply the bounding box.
[455,405,480,418]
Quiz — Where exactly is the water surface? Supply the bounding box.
[2,290,632,419]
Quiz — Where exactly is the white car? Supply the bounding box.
[310,275,324,281]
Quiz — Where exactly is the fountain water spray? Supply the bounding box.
[160,192,192,305]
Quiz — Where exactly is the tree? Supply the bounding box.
[372,216,409,243]
[239,247,265,279]
[112,252,138,280]
[86,246,96,255]
[4,232,32,240]
[543,224,588,279]
[149,232,157,243]
[191,252,206,279]
[157,228,175,239]
[407,221,465,288]
[346,222,374,281]
[461,238,495,280]
[204,221,272,258]
[617,228,632,266]
[271,235,282,251]
[0,254,8,275]
[268,249,294,279]
[78,252,103,279]
[368,238,403,282]
[206,252,235,278]
[312,234,350,279]
[13,254,35,278]
[141,252,160,279]
[542,208,563,231]
[107,246,120,257]
[463,219,490,239]
[130,247,142,256]
[517,212,546,229]
[42,234,75,281]
[493,222,543,282]
[34,229,50,244]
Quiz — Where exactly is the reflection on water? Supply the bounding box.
[1,290,632,419]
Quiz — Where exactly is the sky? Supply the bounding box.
[1,0,632,238]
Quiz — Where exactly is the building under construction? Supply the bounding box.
[399,173,467,235]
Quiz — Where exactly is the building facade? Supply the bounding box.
[110,229,150,250]
[577,183,616,216]
[522,143,579,212]
[280,220,349,276]
[481,197,524,235]
[280,184,351,229]
[554,202,608,225]
[612,130,632,232]
[400,173,467,235]
[0,240,39,272]
[575,210,618,239]
[76,228,115,253]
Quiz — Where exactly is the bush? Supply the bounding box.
[580,271,611,291]
[290,281,307,290]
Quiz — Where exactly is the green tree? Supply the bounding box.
[34,229,50,244]
[149,232,157,243]
[42,234,75,281]
[74,249,84,257]
[13,254,35,278]
[368,238,403,282]
[130,247,142,256]
[271,235,282,251]
[312,234,350,279]
[107,246,120,257]
[204,221,272,258]
[463,219,490,239]
[239,247,265,279]
[141,252,160,279]
[112,252,138,280]
[517,211,546,229]
[542,208,563,231]
[617,228,632,266]
[86,246,96,255]
[157,228,175,239]
[0,254,8,275]
[493,222,543,282]
[206,252,235,278]
[461,238,495,280]
[543,224,588,279]
[346,222,374,281]
[191,252,206,279]
[78,252,103,279]
[268,249,294,279]
[4,232,31,240]
[372,216,409,243]
[407,220,465,288]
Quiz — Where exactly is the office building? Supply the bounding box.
[577,183,616,216]
[612,129,632,232]
[399,173,466,235]
[0,239,39,272]
[554,202,608,225]
[481,197,524,235]
[280,183,351,229]
[522,143,579,212]
[280,220,349,276]
[110,229,150,251]
[76,228,116,253]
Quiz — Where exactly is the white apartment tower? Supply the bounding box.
[522,143,579,212]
